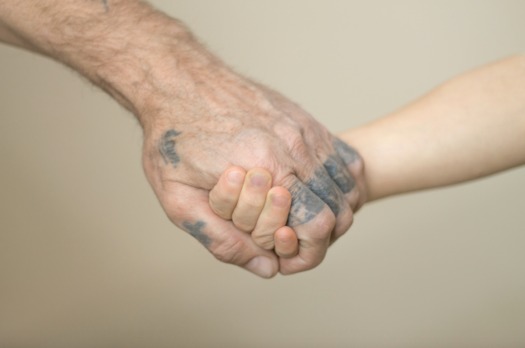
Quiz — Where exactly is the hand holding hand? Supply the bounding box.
[140,64,366,276]
[209,167,298,258]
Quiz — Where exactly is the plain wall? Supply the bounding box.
[1,1,524,347]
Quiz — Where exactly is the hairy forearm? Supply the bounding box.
[0,0,227,127]
[341,55,525,201]
[0,1,367,276]
[0,20,28,48]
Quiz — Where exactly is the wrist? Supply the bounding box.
[93,16,197,122]
[336,130,374,205]
[74,5,200,123]
[97,14,248,133]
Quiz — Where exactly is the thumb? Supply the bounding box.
[165,183,279,278]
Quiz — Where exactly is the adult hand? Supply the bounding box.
[141,57,367,276]
[0,0,367,277]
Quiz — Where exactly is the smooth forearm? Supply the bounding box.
[341,55,525,201]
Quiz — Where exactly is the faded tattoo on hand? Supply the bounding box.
[182,220,211,247]
[287,181,325,227]
[287,139,360,226]
[323,155,354,194]
[159,129,182,167]
[98,0,109,11]
[287,166,346,226]
[333,138,360,167]
[305,167,346,216]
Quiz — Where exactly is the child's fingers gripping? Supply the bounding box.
[209,166,246,220]
[251,186,292,250]
[274,226,298,258]
[231,168,273,232]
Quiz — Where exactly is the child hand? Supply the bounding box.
[209,166,298,258]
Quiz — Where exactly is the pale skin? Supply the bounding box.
[209,167,299,258]
[210,55,525,250]
[0,0,367,277]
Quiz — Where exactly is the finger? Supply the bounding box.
[280,206,335,274]
[274,226,298,258]
[251,186,291,250]
[295,133,357,241]
[323,152,355,195]
[231,168,272,232]
[163,182,279,278]
[333,137,360,168]
[278,178,336,274]
[318,155,356,240]
[299,164,354,241]
[333,137,367,211]
[209,166,246,220]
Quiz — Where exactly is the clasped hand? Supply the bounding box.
[141,67,366,278]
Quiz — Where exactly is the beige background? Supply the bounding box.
[1,1,524,347]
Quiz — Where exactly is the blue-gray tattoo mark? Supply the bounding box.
[182,220,211,247]
[287,142,358,226]
[159,129,182,167]
[323,155,355,194]
[333,138,359,166]
[305,167,344,217]
[287,181,325,227]
[287,168,345,226]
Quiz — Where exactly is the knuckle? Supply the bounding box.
[232,212,257,232]
[232,216,256,232]
[342,209,354,230]
[210,205,232,220]
[207,189,221,205]
[289,137,309,161]
[310,210,336,240]
[241,200,264,211]
[210,237,246,265]
[287,129,304,147]
[209,198,235,220]
[252,233,275,250]
[275,124,308,161]
[234,221,255,233]
[160,195,186,224]
[209,188,236,206]
[223,196,240,208]
[279,174,298,192]
[333,209,354,240]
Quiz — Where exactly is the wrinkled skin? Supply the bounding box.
[141,66,366,278]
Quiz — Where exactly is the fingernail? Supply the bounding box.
[245,256,276,278]
[271,192,290,207]
[227,170,244,184]
[250,172,270,188]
